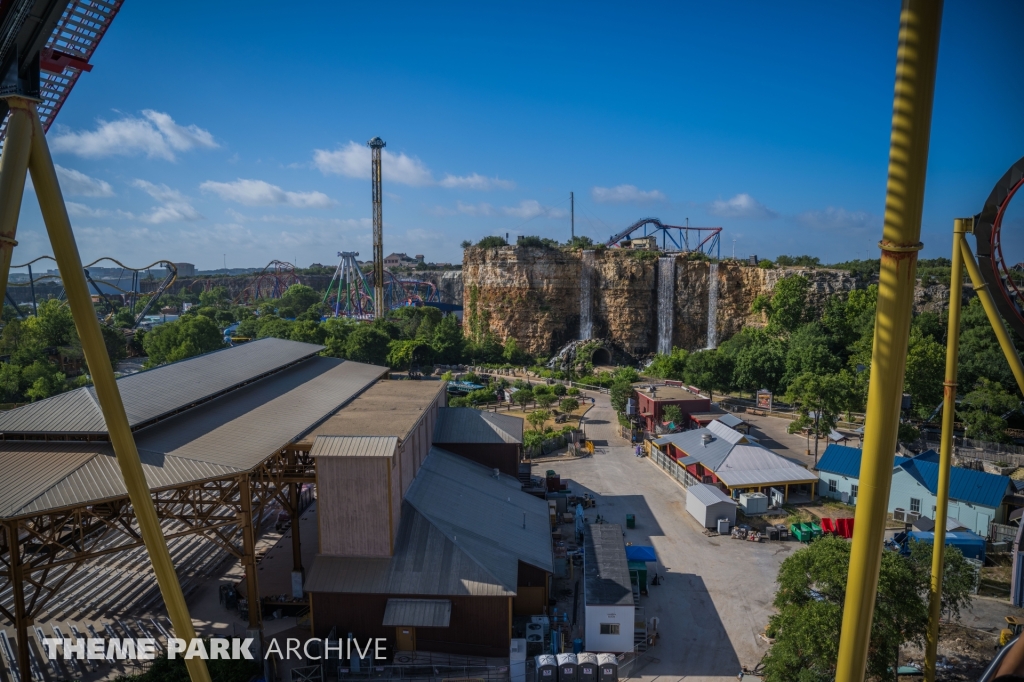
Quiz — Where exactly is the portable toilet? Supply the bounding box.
[510,639,527,682]
[577,652,598,682]
[536,654,557,682]
[557,652,578,682]
[596,653,618,682]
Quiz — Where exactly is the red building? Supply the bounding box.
[634,382,711,432]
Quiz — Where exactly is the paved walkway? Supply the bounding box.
[550,395,797,681]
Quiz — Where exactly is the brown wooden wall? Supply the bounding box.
[310,592,511,658]
[318,457,393,557]
[435,442,520,477]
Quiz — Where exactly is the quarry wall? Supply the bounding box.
[461,246,869,357]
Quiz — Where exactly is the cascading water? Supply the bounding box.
[706,263,719,348]
[579,250,594,340]
[656,256,675,355]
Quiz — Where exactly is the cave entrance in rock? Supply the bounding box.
[590,347,611,366]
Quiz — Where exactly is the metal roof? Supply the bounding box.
[717,413,745,428]
[305,446,552,597]
[0,338,324,436]
[584,524,632,607]
[382,599,452,627]
[816,444,872,478]
[687,483,737,507]
[298,380,446,444]
[309,436,397,458]
[433,408,524,445]
[899,457,1010,509]
[0,354,386,518]
[656,427,816,487]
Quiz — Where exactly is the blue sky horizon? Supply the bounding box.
[10,1,1024,271]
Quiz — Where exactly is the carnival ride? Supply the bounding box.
[7,256,177,327]
[322,251,440,318]
[975,156,1024,339]
[605,217,722,258]
[233,260,300,304]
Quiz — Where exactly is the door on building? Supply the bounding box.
[979,514,991,538]
[396,627,416,651]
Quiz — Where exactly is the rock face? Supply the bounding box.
[463,246,870,356]
[413,270,463,305]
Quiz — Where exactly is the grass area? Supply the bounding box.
[497,402,591,433]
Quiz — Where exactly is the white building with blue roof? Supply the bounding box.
[815,444,1012,537]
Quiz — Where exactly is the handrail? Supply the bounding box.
[978,637,1017,682]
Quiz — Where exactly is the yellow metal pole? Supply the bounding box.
[0,99,34,306]
[835,2,942,680]
[924,219,967,681]
[960,234,1024,395]
[24,103,212,682]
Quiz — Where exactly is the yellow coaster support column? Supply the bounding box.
[0,101,33,303]
[835,2,942,680]
[5,95,212,682]
[924,217,967,681]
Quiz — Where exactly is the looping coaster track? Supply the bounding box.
[605,217,722,258]
[974,155,1024,339]
[7,255,177,327]
[234,260,299,304]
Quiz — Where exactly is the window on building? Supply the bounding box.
[851,485,859,502]
[600,623,620,635]
[910,498,921,514]
[828,479,838,493]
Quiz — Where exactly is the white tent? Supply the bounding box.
[686,483,737,529]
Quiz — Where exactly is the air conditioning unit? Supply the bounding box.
[893,508,906,522]
[906,511,920,522]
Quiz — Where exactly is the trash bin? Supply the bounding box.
[626,514,635,529]
[717,518,730,534]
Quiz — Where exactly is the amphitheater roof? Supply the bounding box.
[0,342,387,519]
[0,337,325,437]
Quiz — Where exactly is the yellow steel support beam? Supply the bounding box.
[960,234,1024,395]
[835,2,943,680]
[0,101,33,305]
[924,218,968,681]
[14,97,213,682]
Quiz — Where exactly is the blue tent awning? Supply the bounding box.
[625,546,657,562]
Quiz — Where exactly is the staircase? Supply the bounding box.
[518,463,533,486]
[634,606,648,653]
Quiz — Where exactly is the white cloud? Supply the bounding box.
[312,141,433,186]
[501,199,568,220]
[200,178,334,208]
[55,165,114,197]
[132,179,202,223]
[708,193,778,220]
[51,110,217,161]
[797,206,877,232]
[440,173,515,190]
[456,201,495,216]
[591,184,666,204]
[66,201,110,218]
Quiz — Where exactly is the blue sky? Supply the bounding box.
[12,1,1024,270]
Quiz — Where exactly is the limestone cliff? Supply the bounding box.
[414,269,463,305]
[462,246,941,356]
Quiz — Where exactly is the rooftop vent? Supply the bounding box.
[702,434,714,447]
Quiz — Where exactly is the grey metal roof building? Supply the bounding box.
[584,524,632,607]
[304,446,551,597]
[433,407,523,445]
[0,337,324,437]
[0,340,388,519]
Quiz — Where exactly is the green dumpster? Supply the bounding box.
[626,514,636,529]
[790,523,810,542]
[810,522,823,539]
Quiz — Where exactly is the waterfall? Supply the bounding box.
[706,263,719,349]
[579,251,594,340]
[656,256,675,355]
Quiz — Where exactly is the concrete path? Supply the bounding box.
[546,394,797,681]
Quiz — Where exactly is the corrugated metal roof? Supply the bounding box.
[900,457,1010,509]
[309,436,397,458]
[382,599,452,627]
[687,483,737,507]
[433,408,523,445]
[584,524,632,607]
[133,357,385,472]
[658,427,815,488]
[303,504,515,597]
[305,446,552,597]
[298,381,445,444]
[0,355,386,518]
[717,413,745,428]
[706,420,746,444]
[655,429,737,471]
[0,338,324,436]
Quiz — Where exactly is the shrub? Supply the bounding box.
[476,235,508,249]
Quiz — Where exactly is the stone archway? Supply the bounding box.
[590,347,611,366]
